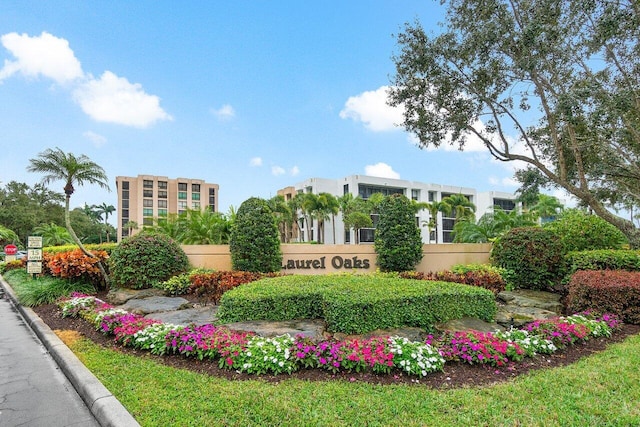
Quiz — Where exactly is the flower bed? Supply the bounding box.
[57,292,621,378]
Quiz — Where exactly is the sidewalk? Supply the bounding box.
[0,276,139,427]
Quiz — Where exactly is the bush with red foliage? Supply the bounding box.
[188,271,280,304]
[399,270,506,295]
[45,249,109,288]
[566,270,640,324]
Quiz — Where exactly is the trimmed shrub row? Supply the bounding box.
[399,267,506,295]
[217,275,496,334]
[565,249,640,276]
[567,270,640,324]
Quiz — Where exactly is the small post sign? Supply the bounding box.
[26,236,43,276]
[3,244,17,262]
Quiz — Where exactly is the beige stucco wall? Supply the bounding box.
[182,243,492,274]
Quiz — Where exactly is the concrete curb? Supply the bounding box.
[0,274,140,427]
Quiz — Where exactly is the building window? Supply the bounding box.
[192,202,200,209]
[143,189,153,198]
[192,183,200,192]
[122,200,129,209]
[143,199,153,207]
[122,190,129,200]
[143,208,153,216]
[122,209,129,218]
[359,228,375,243]
[122,181,129,190]
[158,200,167,208]
[158,181,167,189]
[143,180,153,188]
[209,196,215,208]
[411,189,420,201]
[345,229,351,243]
[143,217,153,226]
[158,209,167,217]
[178,192,187,200]
[158,190,167,199]
[343,184,349,195]
[209,188,216,196]
[178,201,187,209]
[494,198,516,211]
[358,184,404,199]
[192,192,200,201]
[428,191,436,202]
[178,183,187,191]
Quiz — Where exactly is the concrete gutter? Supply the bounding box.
[0,274,140,427]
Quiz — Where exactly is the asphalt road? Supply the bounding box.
[0,286,100,427]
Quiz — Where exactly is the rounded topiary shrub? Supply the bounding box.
[230,197,282,273]
[491,227,564,290]
[109,232,189,289]
[544,209,627,252]
[374,194,423,272]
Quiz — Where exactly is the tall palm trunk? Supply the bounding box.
[65,195,110,288]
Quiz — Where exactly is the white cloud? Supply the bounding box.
[364,162,400,179]
[271,166,286,176]
[250,157,263,167]
[340,86,403,132]
[211,104,235,120]
[83,131,107,147]
[0,32,84,85]
[290,166,300,176]
[73,71,172,128]
[489,175,519,187]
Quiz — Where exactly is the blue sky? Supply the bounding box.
[0,1,525,221]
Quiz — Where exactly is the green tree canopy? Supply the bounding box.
[390,0,640,247]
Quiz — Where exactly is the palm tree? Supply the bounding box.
[27,147,110,287]
[442,193,476,222]
[267,195,292,243]
[95,202,116,242]
[179,209,232,244]
[33,222,74,246]
[423,201,452,243]
[0,224,19,246]
[530,194,564,223]
[321,193,340,244]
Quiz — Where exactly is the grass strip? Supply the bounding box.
[67,334,640,427]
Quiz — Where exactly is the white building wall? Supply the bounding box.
[289,175,515,244]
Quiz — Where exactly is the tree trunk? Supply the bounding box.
[65,196,110,288]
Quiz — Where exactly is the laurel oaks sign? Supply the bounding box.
[282,255,371,271]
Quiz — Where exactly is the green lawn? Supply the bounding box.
[69,335,640,427]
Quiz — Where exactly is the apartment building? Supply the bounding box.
[115,175,219,241]
[278,175,517,244]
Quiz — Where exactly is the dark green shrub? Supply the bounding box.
[230,197,282,273]
[217,274,496,334]
[544,209,627,252]
[565,249,640,277]
[491,227,564,290]
[374,194,423,272]
[109,232,189,289]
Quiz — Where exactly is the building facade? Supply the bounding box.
[115,175,219,241]
[278,175,517,244]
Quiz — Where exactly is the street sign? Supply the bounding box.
[28,249,43,261]
[4,244,17,255]
[28,236,43,248]
[27,261,42,274]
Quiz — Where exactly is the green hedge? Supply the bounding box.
[217,275,496,334]
[565,249,640,276]
[43,243,118,255]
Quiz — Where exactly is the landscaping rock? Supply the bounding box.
[146,306,219,326]
[105,287,165,305]
[223,319,327,341]
[496,305,559,328]
[497,290,563,314]
[119,296,192,315]
[436,317,505,334]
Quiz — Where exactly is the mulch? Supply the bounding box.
[32,302,640,389]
